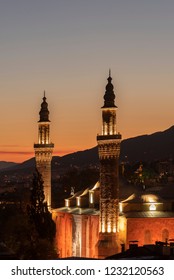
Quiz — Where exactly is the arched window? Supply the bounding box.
[162,229,169,242]
[144,230,152,244]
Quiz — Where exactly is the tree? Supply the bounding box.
[28,169,56,241]
[1,170,57,259]
[27,169,57,259]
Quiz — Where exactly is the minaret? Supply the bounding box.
[96,71,122,258]
[34,92,54,210]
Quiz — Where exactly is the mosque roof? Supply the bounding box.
[122,211,174,218]
[66,181,100,201]
[54,207,99,215]
[65,190,84,201]
[121,193,165,204]
[91,181,100,191]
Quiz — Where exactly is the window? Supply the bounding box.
[144,230,151,244]
[162,229,169,242]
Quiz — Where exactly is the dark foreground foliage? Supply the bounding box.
[0,169,57,259]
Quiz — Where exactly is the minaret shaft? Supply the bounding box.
[38,123,50,144]
[34,94,54,209]
[102,108,117,136]
[96,73,121,258]
[98,115,121,236]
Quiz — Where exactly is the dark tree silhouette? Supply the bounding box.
[1,169,57,259]
[28,169,56,242]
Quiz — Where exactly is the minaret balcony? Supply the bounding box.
[97,134,121,141]
[34,143,54,148]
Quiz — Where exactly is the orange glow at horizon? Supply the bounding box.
[0,1,174,164]
[0,148,88,163]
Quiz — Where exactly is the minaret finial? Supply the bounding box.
[39,91,49,122]
[102,70,116,108]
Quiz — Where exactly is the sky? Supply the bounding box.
[0,0,174,162]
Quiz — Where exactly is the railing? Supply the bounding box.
[97,134,122,140]
[34,143,54,148]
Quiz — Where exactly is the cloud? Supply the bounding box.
[0,145,30,148]
[0,149,77,158]
[0,151,34,155]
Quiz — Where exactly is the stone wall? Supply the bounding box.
[127,217,174,248]
[53,210,99,258]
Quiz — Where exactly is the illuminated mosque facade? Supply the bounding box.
[35,74,174,259]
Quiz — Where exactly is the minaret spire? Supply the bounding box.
[39,92,50,122]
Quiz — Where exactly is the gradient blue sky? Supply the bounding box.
[0,0,174,162]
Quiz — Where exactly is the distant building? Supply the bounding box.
[156,160,174,181]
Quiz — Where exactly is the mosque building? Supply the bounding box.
[35,74,174,259]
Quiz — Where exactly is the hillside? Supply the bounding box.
[1,125,174,175]
[0,161,18,170]
[120,125,174,162]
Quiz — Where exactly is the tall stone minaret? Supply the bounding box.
[96,71,122,258]
[34,92,54,210]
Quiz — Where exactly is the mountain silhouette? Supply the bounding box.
[120,125,174,162]
[1,126,174,174]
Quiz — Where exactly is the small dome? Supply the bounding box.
[121,193,162,203]
[141,194,159,203]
